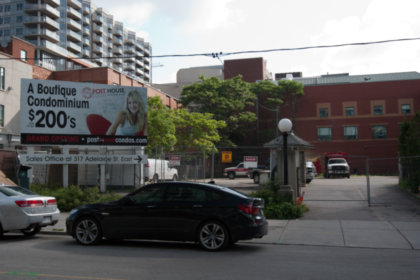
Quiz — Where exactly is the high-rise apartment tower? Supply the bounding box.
[0,0,151,83]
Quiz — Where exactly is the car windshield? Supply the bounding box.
[329,159,346,164]
[0,186,37,197]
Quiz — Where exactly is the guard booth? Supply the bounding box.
[264,133,313,203]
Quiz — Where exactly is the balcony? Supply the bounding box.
[82,26,90,35]
[67,0,82,10]
[135,50,144,58]
[25,4,60,19]
[67,41,81,54]
[82,5,90,15]
[113,37,122,46]
[124,56,135,63]
[92,23,103,34]
[135,68,144,76]
[45,0,60,7]
[24,28,59,43]
[124,46,135,54]
[135,59,144,68]
[125,37,135,45]
[67,6,82,20]
[92,45,103,54]
[123,63,135,71]
[82,16,90,25]
[113,46,123,55]
[24,16,60,31]
[92,13,103,23]
[92,34,103,44]
[66,18,81,31]
[82,37,90,46]
[82,48,90,57]
[113,28,123,37]
[67,29,81,42]
[113,58,123,64]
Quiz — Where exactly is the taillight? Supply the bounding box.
[238,204,259,215]
[47,199,57,206]
[15,200,44,207]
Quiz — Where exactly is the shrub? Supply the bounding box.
[30,184,122,211]
[251,181,306,219]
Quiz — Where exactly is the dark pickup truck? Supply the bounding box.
[247,165,271,184]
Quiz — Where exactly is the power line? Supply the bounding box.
[1,36,419,61]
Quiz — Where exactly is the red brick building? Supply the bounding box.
[279,72,420,174]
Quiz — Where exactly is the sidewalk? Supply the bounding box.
[42,213,420,250]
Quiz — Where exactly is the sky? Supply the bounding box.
[97,0,420,84]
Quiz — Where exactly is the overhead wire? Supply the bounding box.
[0,36,419,61]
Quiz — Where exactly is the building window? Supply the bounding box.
[4,5,10,13]
[344,126,358,140]
[0,67,4,90]
[16,15,23,23]
[20,50,27,61]
[373,105,383,115]
[17,3,23,11]
[4,17,10,24]
[317,127,332,141]
[401,104,411,114]
[0,105,4,127]
[345,106,355,116]
[16,28,23,36]
[372,125,387,139]
[319,108,328,118]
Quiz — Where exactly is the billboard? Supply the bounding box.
[20,79,147,146]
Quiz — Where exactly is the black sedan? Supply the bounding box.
[66,181,267,251]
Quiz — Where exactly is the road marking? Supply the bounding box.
[0,271,124,280]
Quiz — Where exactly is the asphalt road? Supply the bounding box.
[1,234,420,280]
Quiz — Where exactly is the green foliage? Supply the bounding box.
[251,181,305,219]
[147,96,177,153]
[398,111,420,194]
[180,75,256,146]
[30,184,122,212]
[173,108,226,154]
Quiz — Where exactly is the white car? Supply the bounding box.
[0,185,60,237]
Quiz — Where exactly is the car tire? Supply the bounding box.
[0,223,3,238]
[74,217,102,245]
[197,221,229,251]
[21,225,41,236]
[253,173,259,184]
[228,172,235,180]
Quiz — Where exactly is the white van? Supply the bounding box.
[144,159,178,182]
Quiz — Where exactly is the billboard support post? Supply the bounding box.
[62,147,69,188]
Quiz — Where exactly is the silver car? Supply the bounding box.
[0,185,60,237]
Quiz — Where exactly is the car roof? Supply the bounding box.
[143,181,250,199]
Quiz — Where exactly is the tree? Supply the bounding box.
[146,97,176,153]
[398,112,420,193]
[147,96,225,154]
[180,75,256,146]
[173,109,226,154]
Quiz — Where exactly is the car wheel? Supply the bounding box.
[21,225,41,236]
[228,172,235,180]
[74,217,102,245]
[198,221,229,251]
[253,173,259,184]
[0,223,3,238]
[172,174,178,181]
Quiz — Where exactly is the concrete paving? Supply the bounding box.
[42,176,420,250]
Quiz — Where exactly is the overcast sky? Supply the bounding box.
[97,0,420,84]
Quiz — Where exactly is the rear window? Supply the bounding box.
[329,159,346,164]
[0,186,37,197]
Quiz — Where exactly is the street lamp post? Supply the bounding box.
[278,118,293,185]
